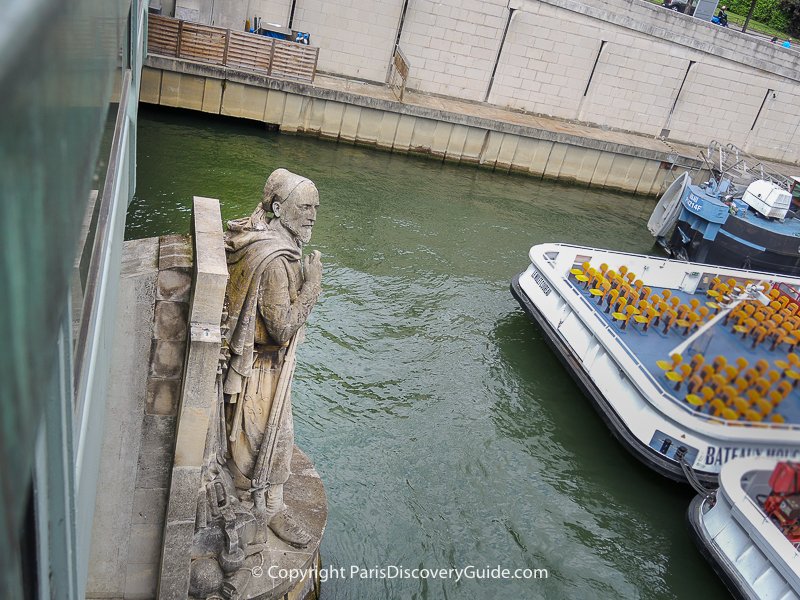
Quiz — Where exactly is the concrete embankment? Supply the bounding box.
[141,54,716,196]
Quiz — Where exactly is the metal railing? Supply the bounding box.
[388,45,410,102]
[147,14,319,84]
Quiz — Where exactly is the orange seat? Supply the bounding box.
[712,355,728,371]
[752,396,773,416]
[661,309,679,334]
[709,398,727,417]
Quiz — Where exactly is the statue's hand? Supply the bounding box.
[303,250,323,289]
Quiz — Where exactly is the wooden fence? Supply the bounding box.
[147,14,319,84]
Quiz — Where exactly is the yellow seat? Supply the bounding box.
[753,397,773,416]
[771,413,786,423]
[785,369,800,388]
[753,377,771,396]
[666,364,691,391]
[730,397,750,414]
[676,312,700,336]
[733,317,757,338]
[774,359,790,374]
[656,352,682,372]
[722,365,739,383]
[746,389,761,406]
[751,325,770,349]
[611,305,637,330]
[709,398,726,416]
[633,307,657,331]
[687,353,705,376]
[743,408,763,422]
[775,380,793,400]
[721,407,739,421]
[589,280,610,304]
[685,393,705,408]
[686,374,704,394]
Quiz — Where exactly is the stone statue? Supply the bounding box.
[190,169,322,599]
[223,168,322,548]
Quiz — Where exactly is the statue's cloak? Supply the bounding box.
[223,222,301,388]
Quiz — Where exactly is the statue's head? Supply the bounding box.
[262,168,319,245]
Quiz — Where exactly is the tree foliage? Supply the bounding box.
[728,0,790,30]
[778,0,800,36]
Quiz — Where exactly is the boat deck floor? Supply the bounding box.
[567,277,800,426]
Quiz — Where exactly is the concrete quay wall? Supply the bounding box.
[141,56,698,196]
[156,0,800,164]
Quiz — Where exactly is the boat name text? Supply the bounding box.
[686,193,704,213]
[703,445,800,466]
[531,269,552,296]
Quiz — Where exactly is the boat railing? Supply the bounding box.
[563,276,800,432]
[704,141,792,190]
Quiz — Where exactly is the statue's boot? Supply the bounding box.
[269,511,312,548]
[265,484,312,548]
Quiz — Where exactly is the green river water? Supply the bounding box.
[127,105,730,600]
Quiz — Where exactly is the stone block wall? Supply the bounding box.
[485,0,800,162]
[215,0,293,30]
[152,0,800,163]
[398,0,509,101]
[292,0,404,82]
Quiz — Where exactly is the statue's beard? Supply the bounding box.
[281,220,312,245]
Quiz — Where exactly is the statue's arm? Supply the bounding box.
[259,259,320,345]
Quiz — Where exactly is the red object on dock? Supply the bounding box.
[769,461,800,494]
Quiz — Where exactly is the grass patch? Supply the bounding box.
[644,0,791,39]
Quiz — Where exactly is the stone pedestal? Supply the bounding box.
[199,448,327,600]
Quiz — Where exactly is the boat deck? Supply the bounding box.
[736,209,800,237]
[566,267,800,426]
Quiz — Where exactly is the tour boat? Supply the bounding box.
[511,243,800,485]
[649,142,800,276]
[687,457,800,599]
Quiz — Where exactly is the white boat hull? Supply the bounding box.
[688,458,800,599]
[512,244,800,484]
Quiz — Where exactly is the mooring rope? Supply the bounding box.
[679,456,716,501]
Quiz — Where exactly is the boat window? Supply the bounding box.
[543,251,559,266]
